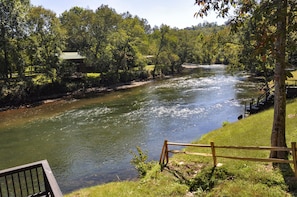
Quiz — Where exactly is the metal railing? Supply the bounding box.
[0,160,63,197]
[245,85,274,115]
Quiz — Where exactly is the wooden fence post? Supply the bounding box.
[211,142,217,167]
[159,140,169,168]
[165,140,169,164]
[291,142,297,177]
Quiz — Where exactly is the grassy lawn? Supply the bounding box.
[145,65,155,72]
[65,97,297,196]
[287,71,297,86]
[87,73,100,78]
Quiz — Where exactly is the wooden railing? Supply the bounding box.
[0,160,63,197]
[159,140,297,177]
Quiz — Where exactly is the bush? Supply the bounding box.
[222,121,230,127]
[119,71,135,83]
[136,70,150,80]
[188,166,234,192]
[100,72,119,85]
[130,147,155,178]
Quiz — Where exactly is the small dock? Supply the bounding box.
[245,88,274,115]
[244,81,297,116]
[287,86,297,98]
[286,79,297,98]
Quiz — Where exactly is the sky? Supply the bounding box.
[30,0,228,29]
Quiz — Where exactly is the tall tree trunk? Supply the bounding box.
[270,0,287,159]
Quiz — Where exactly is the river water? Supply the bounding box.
[0,65,261,193]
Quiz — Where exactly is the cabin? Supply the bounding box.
[60,51,86,73]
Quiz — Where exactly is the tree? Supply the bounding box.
[234,16,275,84]
[0,0,30,80]
[26,6,65,83]
[287,6,297,66]
[270,0,287,159]
[150,25,180,77]
[109,14,148,81]
[61,5,121,75]
[176,30,195,64]
[60,7,92,51]
[195,0,296,159]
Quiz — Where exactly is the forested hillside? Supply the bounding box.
[0,1,296,109]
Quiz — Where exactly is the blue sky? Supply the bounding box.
[30,0,227,28]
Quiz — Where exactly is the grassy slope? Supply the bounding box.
[66,72,297,197]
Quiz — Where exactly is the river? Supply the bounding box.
[0,65,262,193]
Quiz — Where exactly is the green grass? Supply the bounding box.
[65,164,188,197]
[289,71,297,79]
[32,74,52,84]
[65,98,297,196]
[87,73,100,78]
[145,65,155,72]
[286,71,297,86]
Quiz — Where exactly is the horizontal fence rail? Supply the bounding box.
[159,140,297,177]
[0,160,63,197]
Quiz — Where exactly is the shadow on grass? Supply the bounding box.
[277,163,297,195]
[163,163,234,193]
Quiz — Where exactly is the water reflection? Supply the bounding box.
[0,65,262,193]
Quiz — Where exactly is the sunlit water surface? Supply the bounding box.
[0,65,262,193]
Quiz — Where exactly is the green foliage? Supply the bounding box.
[130,147,156,178]
[100,72,119,85]
[222,121,230,127]
[0,0,30,79]
[187,166,234,192]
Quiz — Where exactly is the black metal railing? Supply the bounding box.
[245,85,274,115]
[0,160,63,197]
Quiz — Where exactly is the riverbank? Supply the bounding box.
[71,80,153,97]
[65,99,297,196]
[0,80,153,112]
[43,80,153,104]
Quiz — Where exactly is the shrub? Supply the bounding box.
[100,72,119,85]
[130,147,155,178]
[188,166,234,192]
[222,121,230,127]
